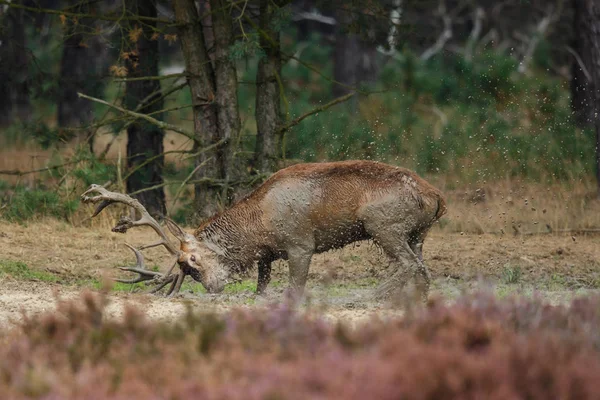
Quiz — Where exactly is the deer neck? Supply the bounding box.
[195,205,264,269]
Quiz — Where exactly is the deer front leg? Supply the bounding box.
[257,257,272,295]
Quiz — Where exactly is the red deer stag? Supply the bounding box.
[81,160,446,300]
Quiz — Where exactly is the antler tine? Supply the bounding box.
[115,243,164,284]
[165,270,186,297]
[81,184,179,255]
[148,276,176,294]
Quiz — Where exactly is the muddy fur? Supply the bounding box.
[171,160,447,300]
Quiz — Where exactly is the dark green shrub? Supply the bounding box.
[1,186,79,222]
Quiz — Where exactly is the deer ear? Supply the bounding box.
[165,218,192,242]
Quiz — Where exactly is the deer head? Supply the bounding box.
[164,220,229,293]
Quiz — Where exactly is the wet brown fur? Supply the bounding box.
[182,160,446,298]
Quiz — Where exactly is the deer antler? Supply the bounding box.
[81,184,185,296]
[81,184,179,254]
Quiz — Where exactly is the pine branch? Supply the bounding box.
[0,160,82,176]
[113,73,188,82]
[233,3,367,95]
[0,0,173,24]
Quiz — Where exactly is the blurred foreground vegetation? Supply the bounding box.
[1,290,600,398]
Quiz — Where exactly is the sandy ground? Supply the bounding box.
[0,219,599,328]
[0,279,404,328]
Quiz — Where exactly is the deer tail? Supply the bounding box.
[434,193,447,221]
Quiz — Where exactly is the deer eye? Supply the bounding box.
[190,255,196,263]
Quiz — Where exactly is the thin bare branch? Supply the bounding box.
[169,159,210,213]
[77,92,197,142]
[122,149,192,182]
[566,45,592,83]
[277,92,356,134]
[0,160,82,176]
[420,2,453,62]
[518,5,556,73]
[465,7,485,61]
[113,73,188,82]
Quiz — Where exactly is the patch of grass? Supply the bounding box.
[224,280,257,294]
[269,279,284,288]
[74,276,207,294]
[539,273,600,291]
[111,281,149,292]
[181,281,207,295]
[244,297,257,306]
[494,284,525,299]
[0,258,212,295]
[323,277,379,297]
[0,260,60,283]
[325,285,351,297]
[0,262,182,294]
[544,273,571,291]
[501,265,522,284]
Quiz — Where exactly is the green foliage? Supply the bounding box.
[71,151,117,187]
[0,148,116,223]
[0,121,65,148]
[229,34,265,61]
[271,37,594,183]
[270,4,293,32]
[1,184,79,222]
[30,122,69,149]
[0,260,60,283]
[0,25,595,226]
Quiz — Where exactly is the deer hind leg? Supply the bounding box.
[286,246,313,300]
[369,226,431,304]
[408,230,431,300]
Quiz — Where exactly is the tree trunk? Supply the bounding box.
[172,0,222,218]
[588,0,600,196]
[0,1,31,127]
[57,27,95,129]
[57,0,111,150]
[333,18,360,98]
[210,0,241,199]
[332,7,379,100]
[572,0,595,128]
[254,0,282,173]
[123,0,166,217]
